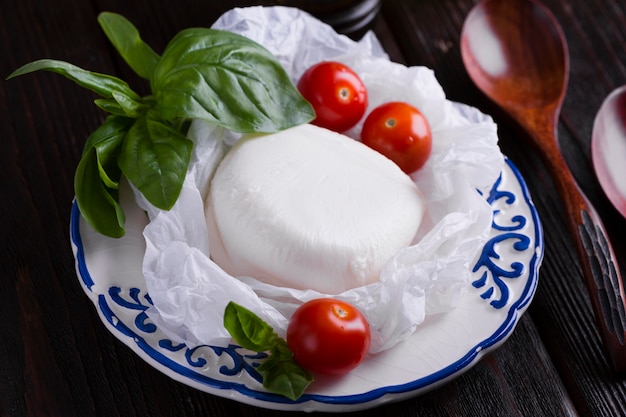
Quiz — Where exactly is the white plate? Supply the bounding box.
[70,155,542,412]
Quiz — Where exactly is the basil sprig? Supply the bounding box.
[7,12,314,237]
[224,301,314,400]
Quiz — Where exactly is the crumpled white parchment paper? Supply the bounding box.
[133,6,504,353]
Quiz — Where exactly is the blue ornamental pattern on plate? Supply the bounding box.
[70,155,543,412]
[106,285,268,384]
[473,174,533,309]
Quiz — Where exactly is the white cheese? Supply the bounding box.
[204,124,425,294]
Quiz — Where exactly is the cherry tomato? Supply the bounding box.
[361,101,432,174]
[297,61,368,132]
[287,298,371,375]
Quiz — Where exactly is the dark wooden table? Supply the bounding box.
[2,0,626,415]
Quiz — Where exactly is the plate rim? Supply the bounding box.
[70,155,543,410]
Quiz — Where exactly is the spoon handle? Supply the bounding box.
[546,147,626,372]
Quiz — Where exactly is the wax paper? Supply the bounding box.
[135,6,504,353]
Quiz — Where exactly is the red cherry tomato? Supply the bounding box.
[287,298,371,375]
[297,61,368,132]
[361,101,433,174]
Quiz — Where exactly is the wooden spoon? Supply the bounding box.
[461,0,626,371]
[592,85,626,219]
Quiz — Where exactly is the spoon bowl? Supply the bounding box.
[461,0,626,372]
[592,85,626,218]
[461,0,567,110]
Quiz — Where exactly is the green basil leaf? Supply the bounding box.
[75,115,131,237]
[94,91,150,119]
[151,28,315,133]
[223,302,314,400]
[95,93,149,118]
[257,341,292,373]
[260,352,314,401]
[118,114,192,210]
[223,301,281,352]
[94,98,126,116]
[83,115,133,188]
[75,147,125,238]
[113,91,150,117]
[83,114,132,152]
[98,12,160,80]
[7,59,141,100]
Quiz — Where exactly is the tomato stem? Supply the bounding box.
[339,87,350,101]
[334,305,348,318]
